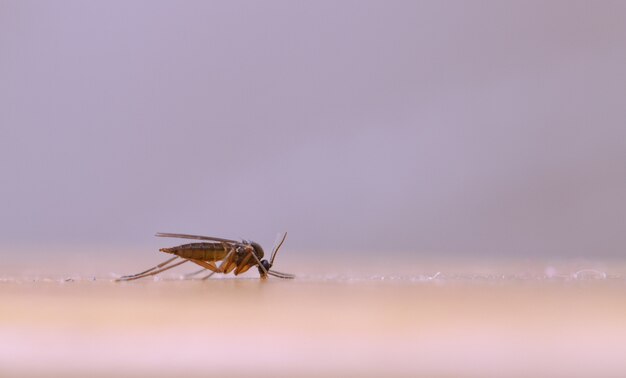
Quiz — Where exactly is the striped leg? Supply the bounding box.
[115,258,188,282]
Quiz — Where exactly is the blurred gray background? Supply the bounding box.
[1,1,625,257]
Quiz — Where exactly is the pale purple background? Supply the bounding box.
[1,1,625,257]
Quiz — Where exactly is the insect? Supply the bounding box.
[115,232,294,281]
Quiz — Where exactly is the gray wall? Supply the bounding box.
[2,1,626,257]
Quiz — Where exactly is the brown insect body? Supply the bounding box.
[160,242,231,261]
[160,241,263,276]
[116,232,292,282]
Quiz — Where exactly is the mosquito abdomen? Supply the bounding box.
[160,242,229,261]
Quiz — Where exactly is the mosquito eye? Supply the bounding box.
[257,261,270,276]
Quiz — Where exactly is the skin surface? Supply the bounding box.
[1,252,625,377]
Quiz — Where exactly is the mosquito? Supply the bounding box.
[115,232,294,281]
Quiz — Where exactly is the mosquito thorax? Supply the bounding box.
[250,241,265,259]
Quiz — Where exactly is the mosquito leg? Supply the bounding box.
[184,268,207,278]
[217,248,236,273]
[115,259,189,281]
[183,248,235,280]
[246,248,268,277]
[117,256,179,280]
[200,271,217,280]
[188,259,220,273]
[234,253,253,275]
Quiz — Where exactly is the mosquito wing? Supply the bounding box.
[155,232,239,244]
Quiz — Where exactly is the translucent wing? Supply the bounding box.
[155,232,239,244]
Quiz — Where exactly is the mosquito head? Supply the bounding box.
[255,233,291,279]
[258,259,272,276]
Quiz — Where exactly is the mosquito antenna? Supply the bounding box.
[270,232,288,266]
[268,269,295,279]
